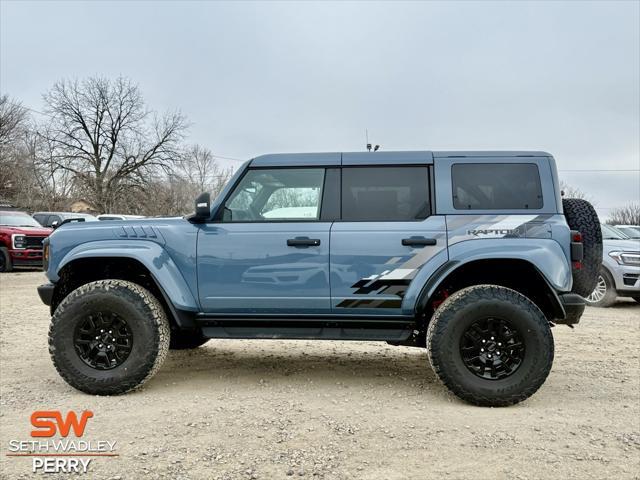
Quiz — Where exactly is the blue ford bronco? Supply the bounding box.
[38,151,602,406]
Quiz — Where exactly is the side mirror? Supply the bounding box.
[190,192,211,223]
[51,221,59,229]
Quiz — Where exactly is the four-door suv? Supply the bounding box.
[37,151,602,406]
[0,210,52,272]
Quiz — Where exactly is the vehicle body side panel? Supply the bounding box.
[46,219,200,311]
[330,217,447,315]
[446,238,572,291]
[197,222,332,313]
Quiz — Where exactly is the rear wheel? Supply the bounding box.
[49,280,170,395]
[0,247,13,273]
[585,269,617,308]
[170,330,209,350]
[562,198,602,297]
[427,285,554,407]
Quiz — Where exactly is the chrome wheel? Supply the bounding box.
[587,275,607,303]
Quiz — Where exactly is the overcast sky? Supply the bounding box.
[1,0,638,217]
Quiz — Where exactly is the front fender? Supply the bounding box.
[55,240,199,312]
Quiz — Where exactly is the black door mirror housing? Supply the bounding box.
[189,192,211,223]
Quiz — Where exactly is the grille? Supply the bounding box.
[24,236,46,249]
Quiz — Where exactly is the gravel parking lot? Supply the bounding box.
[1,271,639,479]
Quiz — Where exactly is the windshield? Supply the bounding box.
[62,213,98,221]
[601,224,630,240]
[616,226,640,239]
[0,212,42,227]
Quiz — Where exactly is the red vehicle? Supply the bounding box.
[0,210,52,272]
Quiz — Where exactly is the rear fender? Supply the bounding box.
[408,238,572,315]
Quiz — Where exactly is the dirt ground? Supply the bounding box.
[0,271,638,480]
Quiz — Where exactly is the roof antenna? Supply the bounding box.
[366,129,371,152]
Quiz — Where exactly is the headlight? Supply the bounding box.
[12,234,26,249]
[609,251,640,266]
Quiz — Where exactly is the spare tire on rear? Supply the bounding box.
[562,198,602,297]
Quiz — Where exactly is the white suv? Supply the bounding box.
[586,225,640,307]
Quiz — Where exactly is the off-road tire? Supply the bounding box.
[48,280,170,395]
[426,285,554,407]
[562,198,602,297]
[585,268,617,308]
[0,247,13,273]
[170,330,209,350]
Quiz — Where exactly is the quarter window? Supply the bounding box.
[452,163,543,210]
[224,168,325,222]
[341,167,430,221]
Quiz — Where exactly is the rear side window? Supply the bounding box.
[341,167,430,221]
[452,163,543,210]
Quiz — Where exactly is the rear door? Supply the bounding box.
[330,154,447,316]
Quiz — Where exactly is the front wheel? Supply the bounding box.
[427,285,554,407]
[48,280,170,395]
[0,247,13,273]
[585,269,617,308]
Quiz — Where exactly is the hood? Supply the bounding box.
[0,225,52,236]
[603,238,640,252]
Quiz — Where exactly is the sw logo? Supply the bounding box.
[8,410,116,475]
[30,410,94,438]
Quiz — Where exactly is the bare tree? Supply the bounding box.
[607,203,640,225]
[180,145,232,194]
[0,95,35,206]
[0,94,29,149]
[42,77,187,213]
[560,181,591,201]
[158,145,233,214]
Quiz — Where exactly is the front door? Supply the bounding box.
[330,164,448,315]
[197,167,332,313]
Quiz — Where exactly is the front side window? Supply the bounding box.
[341,167,430,221]
[224,168,325,222]
[452,163,543,210]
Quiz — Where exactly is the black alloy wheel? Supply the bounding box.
[74,312,133,370]
[460,317,524,380]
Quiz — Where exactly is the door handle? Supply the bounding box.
[401,237,437,247]
[287,237,321,248]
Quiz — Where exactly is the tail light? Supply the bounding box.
[570,230,584,265]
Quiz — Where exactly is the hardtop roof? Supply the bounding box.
[250,151,552,166]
